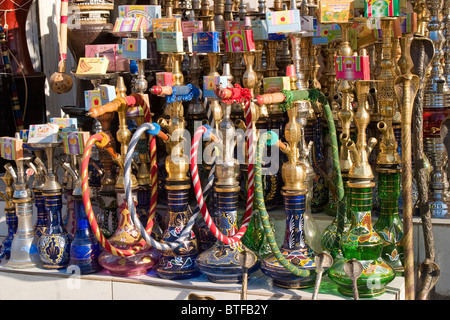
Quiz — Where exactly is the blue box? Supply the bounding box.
[122,38,147,60]
[192,32,220,53]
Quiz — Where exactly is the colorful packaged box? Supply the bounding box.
[315,23,341,42]
[224,30,255,53]
[84,90,102,111]
[50,118,78,130]
[181,21,203,40]
[335,56,371,81]
[400,12,417,33]
[225,21,243,31]
[155,31,184,52]
[27,124,60,144]
[319,0,354,23]
[152,18,182,35]
[19,130,28,142]
[85,44,129,72]
[156,72,174,86]
[113,16,144,33]
[76,57,109,74]
[62,131,90,155]
[265,10,301,34]
[203,76,229,98]
[251,19,269,40]
[263,77,291,94]
[122,38,147,60]
[118,5,162,32]
[100,84,116,105]
[192,32,220,53]
[365,0,400,18]
[300,16,316,37]
[0,137,23,160]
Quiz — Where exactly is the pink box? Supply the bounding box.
[225,21,243,31]
[113,17,144,33]
[181,21,203,40]
[156,72,174,86]
[224,30,255,53]
[85,44,130,72]
[335,56,370,80]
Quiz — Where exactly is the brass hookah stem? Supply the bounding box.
[214,0,225,33]
[376,18,401,168]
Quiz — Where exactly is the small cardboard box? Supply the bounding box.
[251,20,269,40]
[192,32,220,53]
[181,21,203,40]
[265,10,301,34]
[156,72,174,86]
[335,56,371,80]
[84,90,102,111]
[203,76,229,98]
[113,17,144,33]
[319,0,354,23]
[62,131,90,155]
[263,77,291,93]
[365,0,400,18]
[76,57,109,74]
[122,38,147,60]
[49,118,78,130]
[118,5,162,32]
[85,44,129,72]
[300,16,316,37]
[0,137,23,160]
[155,31,184,52]
[224,30,255,52]
[152,18,182,35]
[100,84,116,105]
[225,21,243,31]
[27,124,60,144]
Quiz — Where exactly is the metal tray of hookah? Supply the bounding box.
[70,71,120,81]
[110,31,152,39]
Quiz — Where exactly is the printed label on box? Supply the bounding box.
[76,57,109,74]
[118,5,162,32]
[28,124,59,144]
[335,56,371,80]
[85,90,102,111]
[181,21,203,40]
[224,30,255,53]
[62,131,90,155]
[192,32,220,53]
[0,137,23,160]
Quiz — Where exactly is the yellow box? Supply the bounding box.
[76,57,109,75]
[320,0,354,23]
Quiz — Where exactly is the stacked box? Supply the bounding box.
[122,38,147,60]
[181,21,203,40]
[113,16,144,33]
[156,72,174,86]
[84,90,102,111]
[76,57,109,74]
[118,5,162,32]
[155,32,184,52]
[85,44,129,72]
[319,0,354,23]
[27,124,59,144]
[100,84,116,105]
[265,10,301,34]
[0,137,23,160]
[365,0,400,18]
[62,131,90,155]
[192,32,220,53]
[224,30,255,52]
[335,56,371,81]
[263,77,291,94]
[203,76,229,98]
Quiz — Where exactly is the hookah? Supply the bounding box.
[82,78,160,276]
[25,138,71,269]
[2,135,40,268]
[254,69,341,288]
[61,131,102,274]
[190,80,260,283]
[0,170,16,259]
[27,152,47,239]
[320,19,355,259]
[422,0,450,219]
[372,17,405,274]
[327,79,396,297]
[150,29,203,279]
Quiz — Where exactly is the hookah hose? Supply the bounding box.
[190,87,254,246]
[123,122,201,251]
[81,132,155,256]
[254,89,345,276]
